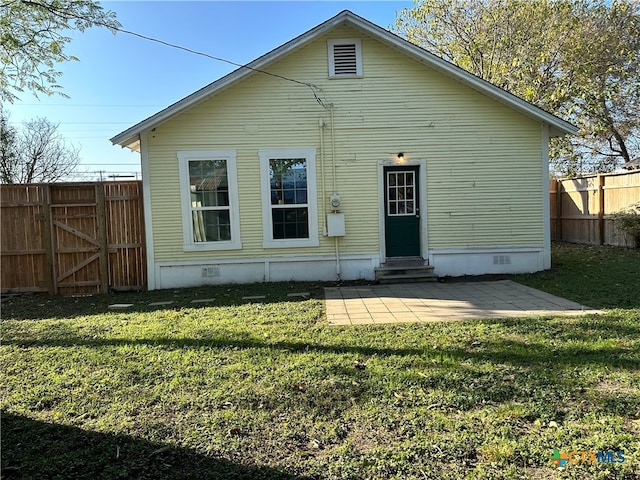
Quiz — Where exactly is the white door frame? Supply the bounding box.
[377,158,428,263]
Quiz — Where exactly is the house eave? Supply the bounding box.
[110,13,354,149]
[112,134,140,152]
[346,13,578,136]
[110,10,578,147]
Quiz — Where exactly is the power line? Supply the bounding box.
[29,0,331,109]
[15,104,164,107]
[10,121,134,125]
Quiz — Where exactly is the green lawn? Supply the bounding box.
[1,243,639,479]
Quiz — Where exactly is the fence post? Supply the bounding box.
[41,185,58,294]
[598,174,605,245]
[96,183,109,294]
[137,181,148,290]
[555,179,563,241]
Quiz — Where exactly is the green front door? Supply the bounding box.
[384,166,420,257]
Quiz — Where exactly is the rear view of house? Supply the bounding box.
[111,10,577,290]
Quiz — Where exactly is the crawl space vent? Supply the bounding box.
[201,266,220,278]
[493,255,511,265]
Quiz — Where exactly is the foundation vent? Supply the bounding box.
[493,255,511,265]
[201,266,220,278]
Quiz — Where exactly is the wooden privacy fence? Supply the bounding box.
[1,182,146,295]
[550,170,640,247]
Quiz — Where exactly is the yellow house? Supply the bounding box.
[111,10,577,290]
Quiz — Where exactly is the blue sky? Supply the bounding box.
[7,1,412,180]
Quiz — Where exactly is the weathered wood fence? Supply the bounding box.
[550,170,640,247]
[1,182,146,295]
[2,172,637,294]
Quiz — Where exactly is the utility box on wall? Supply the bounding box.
[327,213,345,237]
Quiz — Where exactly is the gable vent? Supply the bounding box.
[333,44,358,75]
[328,38,362,77]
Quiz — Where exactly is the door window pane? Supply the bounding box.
[387,171,416,216]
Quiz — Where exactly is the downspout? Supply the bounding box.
[330,104,341,280]
[330,104,337,191]
[319,118,327,236]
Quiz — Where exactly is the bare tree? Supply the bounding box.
[0,110,80,184]
[0,109,19,182]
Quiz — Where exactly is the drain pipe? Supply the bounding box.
[330,104,337,192]
[335,236,341,279]
[319,118,327,236]
[330,104,341,281]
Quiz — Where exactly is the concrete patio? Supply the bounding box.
[325,280,601,325]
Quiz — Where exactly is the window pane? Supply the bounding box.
[189,160,229,207]
[272,207,309,239]
[192,210,231,242]
[387,170,418,216]
[406,201,414,214]
[270,158,307,205]
[388,173,396,186]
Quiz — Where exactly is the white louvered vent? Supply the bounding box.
[493,255,511,265]
[328,39,362,77]
[333,44,358,75]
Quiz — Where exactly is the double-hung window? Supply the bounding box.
[259,148,318,248]
[178,150,241,251]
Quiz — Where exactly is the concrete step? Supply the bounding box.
[377,272,439,284]
[375,260,438,283]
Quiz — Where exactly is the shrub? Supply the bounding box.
[611,202,640,247]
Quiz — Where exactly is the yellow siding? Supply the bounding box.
[147,25,544,262]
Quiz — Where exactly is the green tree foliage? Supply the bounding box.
[0,0,119,102]
[1,108,80,183]
[395,0,640,176]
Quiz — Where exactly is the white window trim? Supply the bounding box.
[259,148,319,248]
[328,38,363,78]
[178,149,242,251]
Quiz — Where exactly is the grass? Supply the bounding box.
[1,243,639,479]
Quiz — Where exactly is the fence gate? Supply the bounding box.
[49,184,106,295]
[1,182,146,295]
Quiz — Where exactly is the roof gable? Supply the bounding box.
[111,10,577,150]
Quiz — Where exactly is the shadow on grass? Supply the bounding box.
[1,412,315,480]
[4,315,639,369]
[1,281,329,321]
